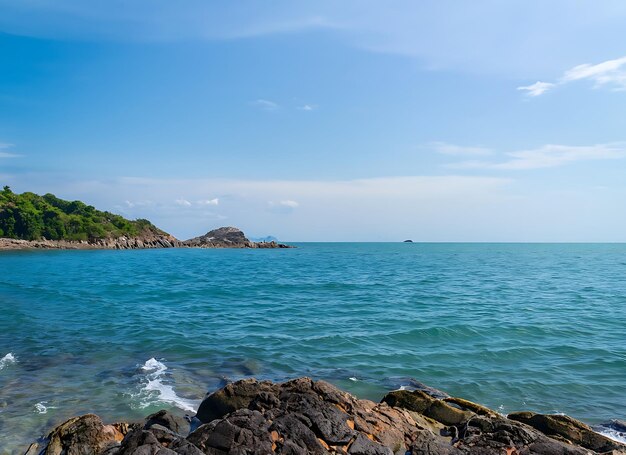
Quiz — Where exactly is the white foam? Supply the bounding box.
[597,428,626,444]
[348,377,358,382]
[34,402,48,414]
[0,353,17,370]
[137,358,198,412]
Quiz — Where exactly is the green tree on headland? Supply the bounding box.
[0,187,165,241]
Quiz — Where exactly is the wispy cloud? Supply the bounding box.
[279,199,299,208]
[448,143,626,170]
[562,56,626,89]
[175,198,192,206]
[517,81,555,97]
[297,104,316,111]
[268,199,299,214]
[252,99,279,111]
[518,56,626,96]
[0,143,21,158]
[429,141,493,156]
[197,198,219,206]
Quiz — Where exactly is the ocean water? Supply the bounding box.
[1,243,626,452]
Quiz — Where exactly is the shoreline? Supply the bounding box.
[25,377,626,455]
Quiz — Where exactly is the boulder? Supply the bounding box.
[508,411,626,453]
[42,414,130,455]
[144,409,189,435]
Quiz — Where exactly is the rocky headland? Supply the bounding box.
[25,377,626,455]
[0,227,291,250]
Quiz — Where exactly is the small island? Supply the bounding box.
[0,187,291,250]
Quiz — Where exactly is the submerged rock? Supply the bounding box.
[29,378,626,455]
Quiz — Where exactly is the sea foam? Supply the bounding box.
[0,353,17,370]
[137,358,198,412]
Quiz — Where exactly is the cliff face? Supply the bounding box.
[27,377,626,455]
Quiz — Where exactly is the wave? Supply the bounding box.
[136,358,199,412]
[0,352,17,370]
[34,402,55,414]
[595,420,626,444]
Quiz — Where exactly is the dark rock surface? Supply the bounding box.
[28,378,626,455]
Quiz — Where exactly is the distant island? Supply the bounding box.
[0,187,290,250]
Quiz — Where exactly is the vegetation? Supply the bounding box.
[0,186,165,241]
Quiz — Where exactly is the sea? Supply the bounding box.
[1,243,626,453]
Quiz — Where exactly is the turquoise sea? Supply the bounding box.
[1,243,626,453]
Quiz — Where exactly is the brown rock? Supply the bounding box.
[43,414,128,455]
[508,411,626,453]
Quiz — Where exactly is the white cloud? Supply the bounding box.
[197,198,219,205]
[298,104,315,111]
[175,198,192,206]
[448,143,626,170]
[0,143,21,158]
[517,81,555,97]
[252,99,279,111]
[268,199,299,214]
[519,55,626,96]
[562,56,626,88]
[430,141,493,156]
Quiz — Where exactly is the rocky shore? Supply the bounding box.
[0,227,291,251]
[25,377,626,455]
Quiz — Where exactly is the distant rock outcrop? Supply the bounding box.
[183,227,291,249]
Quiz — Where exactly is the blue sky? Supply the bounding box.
[1,1,626,241]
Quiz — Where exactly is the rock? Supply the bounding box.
[42,414,129,455]
[382,390,473,426]
[443,397,500,418]
[508,411,626,453]
[184,227,250,247]
[196,378,278,423]
[31,378,626,455]
[144,410,188,435]
[183,226,292,249]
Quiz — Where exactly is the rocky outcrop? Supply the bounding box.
[183,227,292,249]
[29,378,626,455]
[0,234,182,250]
[1,227,291,250]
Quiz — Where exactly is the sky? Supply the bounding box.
[1,1,626,241]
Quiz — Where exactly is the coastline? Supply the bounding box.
[0,236,292,251]
[25,377,626,455]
